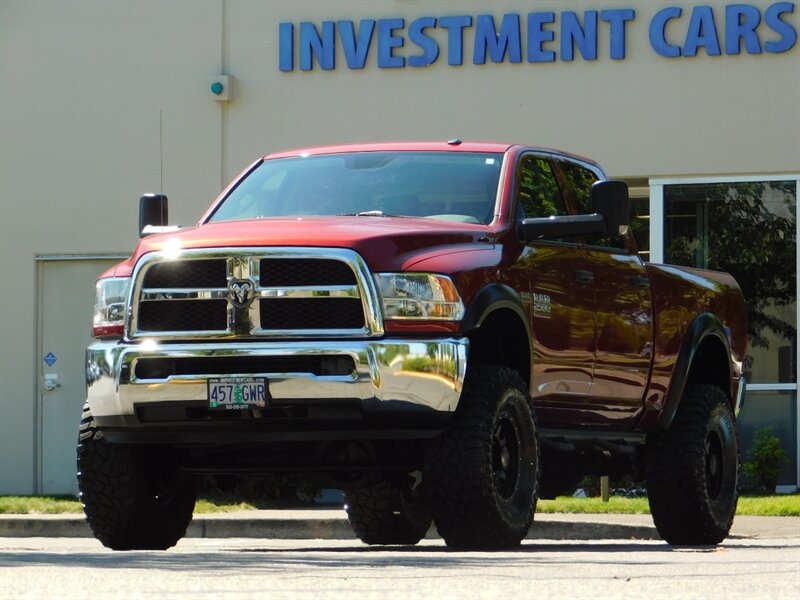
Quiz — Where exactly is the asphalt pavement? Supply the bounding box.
[1,508,797,541]
[2,536,799,600]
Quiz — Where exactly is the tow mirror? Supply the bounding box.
[591,180,630,235]
[139,194,169,237]
[519,180,630,241]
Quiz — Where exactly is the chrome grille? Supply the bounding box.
[129,248,382,339]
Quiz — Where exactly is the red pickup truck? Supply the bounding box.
[79,141,747,550]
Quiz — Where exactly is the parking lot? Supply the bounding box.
[1,536,798,599]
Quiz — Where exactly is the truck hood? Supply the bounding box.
[119,216,493,274]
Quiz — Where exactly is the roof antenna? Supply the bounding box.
[447,138,463,146]
[159,106,164,195]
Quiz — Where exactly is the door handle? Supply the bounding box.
[43,374,61,391]
[571,270,594,284]
[630,276,650,288]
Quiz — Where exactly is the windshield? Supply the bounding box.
[208,151,504,225]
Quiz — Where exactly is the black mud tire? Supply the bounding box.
[344,477,432,545]
[77,402,197,550]
[424,366,539,550]
[646,384,739,545]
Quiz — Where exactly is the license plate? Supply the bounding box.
[207,377,269,410]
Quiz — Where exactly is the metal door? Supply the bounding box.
[38,257,122,494]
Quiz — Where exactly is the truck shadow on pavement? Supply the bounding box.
[0,541,789,571]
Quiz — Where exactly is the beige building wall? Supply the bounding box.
[1,0,798,492]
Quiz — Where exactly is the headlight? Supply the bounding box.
[93,277,130,338]
[375,273,465,320]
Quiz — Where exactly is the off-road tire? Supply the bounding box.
[77,402,197,550]
[646,384,739,545]
[424,366,539,550]
[345,477,431,545]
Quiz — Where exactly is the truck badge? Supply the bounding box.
[228,279,256,308]
[533,293,551,318]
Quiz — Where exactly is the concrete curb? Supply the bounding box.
[1,511,796,541]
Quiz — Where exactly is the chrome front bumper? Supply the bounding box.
[86,338,468,419]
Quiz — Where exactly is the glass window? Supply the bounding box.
[737,390,797,486]
[665,181,797,384]
[209,151,503,225]
[517,156,564,218]
[560,161,598,215]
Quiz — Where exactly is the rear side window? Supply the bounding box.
[560,161,598,215]
[517,156,566,219]
[559,161,625,250]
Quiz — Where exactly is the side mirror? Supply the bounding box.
[518,180,630,242]
[519,213,605,240]
[139,194,169,237]
[591,180,629,235]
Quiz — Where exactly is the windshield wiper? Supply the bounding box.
[338,210,396,217]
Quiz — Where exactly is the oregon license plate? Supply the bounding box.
[207,377,269,410]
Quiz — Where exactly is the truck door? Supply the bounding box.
[555,160,653,426]
[510,154,597,423]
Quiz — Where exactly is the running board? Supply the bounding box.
[540,429,646,455]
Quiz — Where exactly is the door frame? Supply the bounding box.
[34,253,128,493]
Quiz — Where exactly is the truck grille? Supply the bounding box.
[133,354,356,380]
[129,248,382,339]
[143,259,227,288]
[138,299,228,332]
[259,258,356,287]
[259,298,365,330]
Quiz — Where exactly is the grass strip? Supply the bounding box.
[538,494,800,516]
[0,496,83,514]
[1,493,797,516]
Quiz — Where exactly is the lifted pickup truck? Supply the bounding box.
[79,141,747,550]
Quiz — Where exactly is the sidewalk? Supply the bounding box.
[1,509,797,541]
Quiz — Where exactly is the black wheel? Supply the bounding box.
[344,474,431,545]
[77,402,197,550]
[645,384,739,545]
[424,366,539,550]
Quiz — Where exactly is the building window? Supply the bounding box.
[664,180,796,384]
[651,175,799,488]
[737,390,798,490]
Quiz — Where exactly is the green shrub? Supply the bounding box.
[743,427,789,492]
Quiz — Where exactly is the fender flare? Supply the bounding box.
[656,312,733,430]
[461,283,530,335]
[460,284,533,378]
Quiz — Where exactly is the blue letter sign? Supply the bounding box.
[278,3,798,71]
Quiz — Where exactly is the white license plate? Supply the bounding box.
[207,377,269,410]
